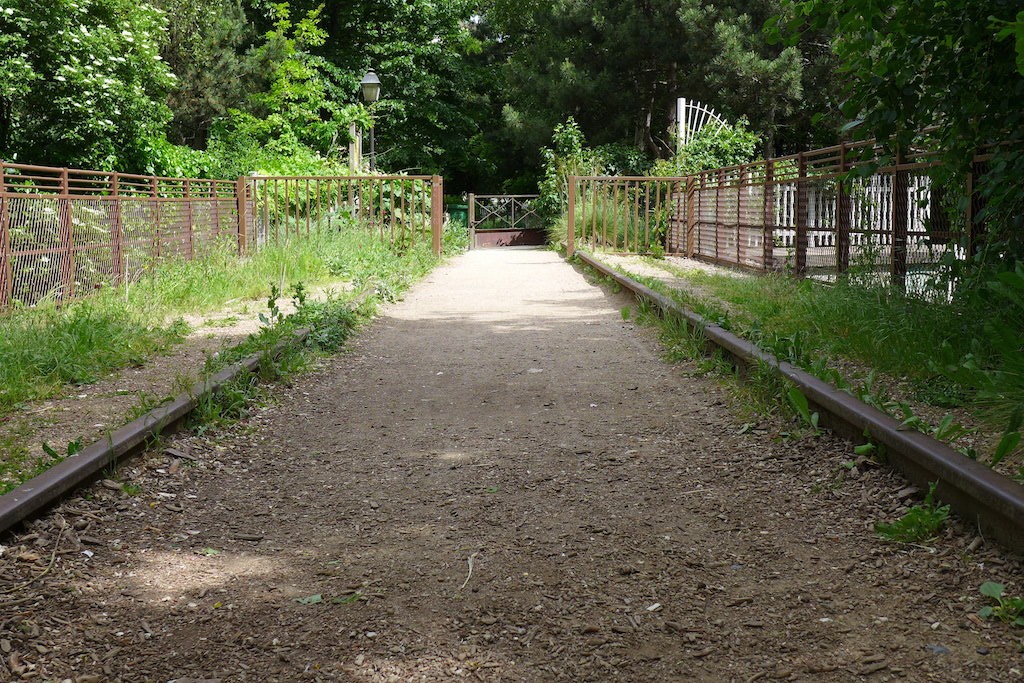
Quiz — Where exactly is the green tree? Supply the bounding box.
[152,0,261,149]
[0,0,175,171]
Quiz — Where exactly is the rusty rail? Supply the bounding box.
[0,162,445,309]
[575,250,1024,553]
[0,329,309,534]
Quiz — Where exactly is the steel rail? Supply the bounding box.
[575,250,1024,553]
[0,329,310,535]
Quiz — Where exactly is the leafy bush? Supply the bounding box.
[651,119,761,177]
[536,118,604,224]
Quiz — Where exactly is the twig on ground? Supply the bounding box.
[460,551,479,590]
[0,521,67,596]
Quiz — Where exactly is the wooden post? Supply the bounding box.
[467,192,475,250]
[0,164,11,308]
[236,177,248,254]
[836,144,851,274]
[688,176,696,255]
[892,148,908,290]
[795,153,808,275]
[431,175,443,256]
[58,168,76,302]
[566,178,576,258]
[110,172,124,285]
[762,160,774,271]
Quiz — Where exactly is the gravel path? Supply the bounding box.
[1,247,1023,682]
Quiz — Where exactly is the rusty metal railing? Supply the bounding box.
[567,140,985,287]
[0,162,444,309]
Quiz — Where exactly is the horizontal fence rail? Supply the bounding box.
[0,161,444,309]
[568,141,988,288]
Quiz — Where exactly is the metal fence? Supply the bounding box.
[0,161,444,309]
[567,141,989,287]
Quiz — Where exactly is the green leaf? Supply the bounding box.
[978,606,994,619]
[991,431,1021,466]
[41,443,59,459]
[854,443,876,456]
[295,593,323,605]
[980,582,1005,599]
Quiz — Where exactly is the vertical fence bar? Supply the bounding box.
[795,153,808,275]
[836,145,851,274]
[601,180,609,249]
[762,161,774,271]
[236,177,248,254]
[715,169,724,262]
[212,180,221,240]
[566,177,577,258]
[184,178,194,260]
[151,177,162,260]
[58,169,75,302]
[431,175,443,256]
[686,177,696,257]
[966,157,987,256]
[736,166,743,265]
[467,192,475,250]
[111,172,124,284]
[0,168,11,307]
[892,148,908,290]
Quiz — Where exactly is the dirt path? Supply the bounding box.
[2,248,1023,682]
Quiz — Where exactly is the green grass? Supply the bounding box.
[0,222,450,418]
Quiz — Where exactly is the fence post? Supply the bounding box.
[467,192,475,250]
[431,175,443,256]
[0,163,11,307]
[151,177,161,259]
[795,153,808,276]
[966,157,987,257]
[892,148,908,290]
[184,178,194,260]
[836,144,851,274]
[236,177,248,255]
[566,177,576,258]
[111,172,124,285]
[736,165,744,265]
[59,168,75,302]
[688,176,696,255]
[715,169,724,262]
[762,160,774,271]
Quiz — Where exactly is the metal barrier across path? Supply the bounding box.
[0,162,445,309]
[467,194,546,248]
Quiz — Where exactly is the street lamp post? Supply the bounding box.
[360,69,382,172]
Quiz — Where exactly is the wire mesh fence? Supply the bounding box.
[0,162,444,309]
[568,140,980,288]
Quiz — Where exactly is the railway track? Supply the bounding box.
[576,250,1024,553]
